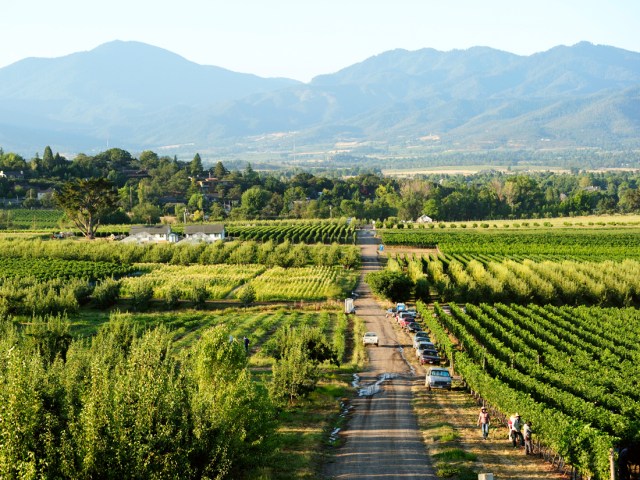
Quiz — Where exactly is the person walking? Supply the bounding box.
[523,421,533,454]
[243,336,250,353]
[477,407,490,440]
[511,413,524,447]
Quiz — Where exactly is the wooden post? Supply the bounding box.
[610,448,616,480]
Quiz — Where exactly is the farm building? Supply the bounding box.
[181,224,226,243]
[123,225,180,244]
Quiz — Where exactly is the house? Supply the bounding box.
[416,215,433,223]
[182,224,226,243]
[37,188,55,200]
[122,225,180,244]
[0,170,25,180]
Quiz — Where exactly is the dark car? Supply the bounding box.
[416,342,437,359]
[405,322,422,333]
[419,351,441,365]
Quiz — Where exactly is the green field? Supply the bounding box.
[0,208,64,229]
[421,302,640,479]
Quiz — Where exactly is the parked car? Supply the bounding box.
[398,316,415,328]
[416,342,437,358]
[396,303,407,312]
[363,332,379,347]
[413,332,431,348]
[419,351,441,365]
[426,367,452,390]
[386,307,397,318]
[405,322,422,333]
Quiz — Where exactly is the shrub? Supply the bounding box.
[163,284,180,309]
[93,278,121,307]
[129,281,154,311]
[365,270,413,302]
[191,282,208,308]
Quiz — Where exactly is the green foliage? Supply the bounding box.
[53,177,119,239]
[266,325,339,405]
[0,317,277,479]
[366,270,413,302]
[128,280,153,311]
[92,277,120,307]
[238,283,256,308]
[419,301,631,479]
[190,282,208,308]
[163,283,181,309]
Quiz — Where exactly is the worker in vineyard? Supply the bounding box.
[510,413,524,448]
[477,407,490,440]
[523,420,533,454]
[243,336,250,353]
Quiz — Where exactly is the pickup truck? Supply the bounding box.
[362,332,379,347]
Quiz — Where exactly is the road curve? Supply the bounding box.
[322,229,436,479]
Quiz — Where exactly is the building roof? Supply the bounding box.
[130,225,172,235]
[184,224,225,235]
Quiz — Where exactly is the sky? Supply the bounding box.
[2,0,639,82]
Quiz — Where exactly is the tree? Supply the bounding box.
[212,161,228,178]
[130,202,162,224]
[240,186,271,219]
[365,270,413,302]
[189,153,204,178]
[53,178,118,239]
[238,284,256,308]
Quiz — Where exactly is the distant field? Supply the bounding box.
[381,165,640,176]
[381,165,572,176]
[384,213,640,229]
[0,209,63,229]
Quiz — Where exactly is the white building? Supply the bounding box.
[122,225,180,244]
[182,224,226,243]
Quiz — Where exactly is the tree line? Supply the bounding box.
[1,146,640,223]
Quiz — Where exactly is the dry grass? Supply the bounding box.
[412,384,567,480]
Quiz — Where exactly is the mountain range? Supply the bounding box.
[0,40,639,159]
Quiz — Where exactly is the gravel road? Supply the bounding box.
[322,229,436,479]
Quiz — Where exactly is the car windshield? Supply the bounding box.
[365,332,376,337]
[430,370,450,377]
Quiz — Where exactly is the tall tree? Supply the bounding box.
[189,153,204,178]
[42,146,55,172]
[212,161,228,178]
[53,178,118,239]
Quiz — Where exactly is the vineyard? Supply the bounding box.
[0,257,134,281]
[120,263,267,301]
[372,223,640,478]
[418,301,640,479]
[0,237,360,269]
[118,264,357,302]
[248,266,358,302]
[226,222,357,245]
[0,208,64,229]
[381,228,640,259]
[390,253,640,306]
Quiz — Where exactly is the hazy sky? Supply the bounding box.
[3,0,639,82]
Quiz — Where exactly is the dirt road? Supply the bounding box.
[322,229,436,479]
[322,229,565,480]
